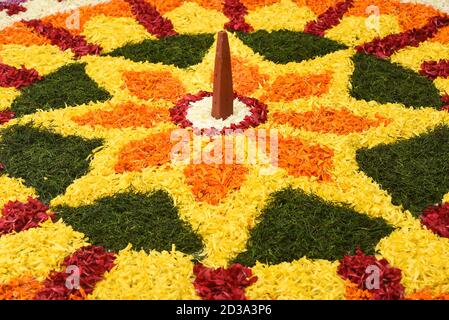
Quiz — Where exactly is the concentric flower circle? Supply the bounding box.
[170,91,267,135]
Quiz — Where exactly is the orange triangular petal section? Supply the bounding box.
[295,0,341,15]
[41,0,134,34]
[278,136,333,181]
[0,276,43,300]
[191,0,224,11]
[345,0,443,31]
[72,102,170,129]
[272,108,391,135]
[262,72,332,102]
[184,163,248,205]
[122,70,186,102]
[144,0,183,13]
[396,2,442,30]
[346,0,399,16]
[0,22,51,46]
[115,132,173,173]
[240,0,282,10]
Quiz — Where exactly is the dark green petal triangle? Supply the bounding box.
[236,30,347,64]
[357,125,449,216]
[234,187,393,266]
[55,191,204,255]
[0,124,103,203]
[11,63,111,116]
[107,34,214,68]
[350,53,444,109]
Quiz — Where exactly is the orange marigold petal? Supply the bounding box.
[295,0,341,15]
[344,281,374,300]
[0,276,43,300]
[407,288,449,300]
[334,0,444,31]
[72,102,170,129]
[115,132,173,173]
[122,70,186,102]
[184,163,248,205]
[0,22,51,46]
[278,136,333,181]
[42,0,134,34]
[346,0,400,17]
[432,25,449,44]
[397,2,442,30]
[190,0,223,11]
[262,72,332,102]
[240,0,282,11]
[345,0,443,32]
[272,108,391,135]
[146,0,184,14]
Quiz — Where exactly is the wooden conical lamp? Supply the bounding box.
[211,31,234,120]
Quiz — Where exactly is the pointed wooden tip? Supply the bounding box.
[212,31,234,120]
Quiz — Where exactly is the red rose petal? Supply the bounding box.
[420,59,449,80]
[0,63,42,89]
[0,110,15,124]
[0,3,27,16]
[223,0,253,33]
[357,15,449,58]
[420,203,449,238]
[304,0,354,36]
[125,0,177,38]
[0,197,55,236]
[193,263,257,300]
[34,245,116,300]
[24,19,102,58]
[337,248,405,300]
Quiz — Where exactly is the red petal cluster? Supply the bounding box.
[440,93,449,110]
[223,0,253,33]
[125,0,177,38]
[420,203,449,238]
[193,263,258,300]
[170,91,268,135]
[170,90,207,129]
[24,19,102,58]
[337,248,405,300]
[442,94,449,104]
[0,197,55,236]
[420,59,449,80]
[0,62,42,89]
[356,15,449,59]
[304,0,354,36]
[0,110,15,124]
[34,245,116,300]
[441,94,449,111]
[0,3,27,16]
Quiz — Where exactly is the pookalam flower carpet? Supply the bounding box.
[1,0,449,300]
